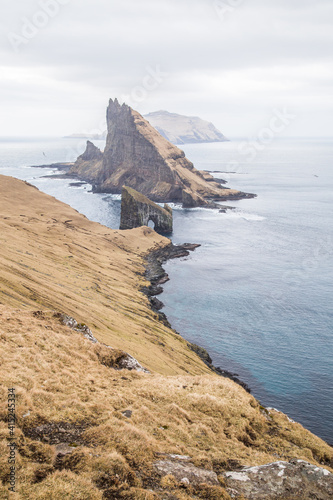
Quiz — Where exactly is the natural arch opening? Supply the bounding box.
[148,219,155,229]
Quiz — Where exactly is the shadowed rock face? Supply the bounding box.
[70,98,256,207]
[120,186,172,234]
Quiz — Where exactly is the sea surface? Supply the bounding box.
[0,136,332,444]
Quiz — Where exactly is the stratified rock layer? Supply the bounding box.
[120,186,173,234]
[69,98,255,207]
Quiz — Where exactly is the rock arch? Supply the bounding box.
[120,186,173,234]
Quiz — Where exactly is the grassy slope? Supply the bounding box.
[0,175,211,376]
[0,175,332,499]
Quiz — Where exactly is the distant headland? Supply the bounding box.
[144,110,228,145]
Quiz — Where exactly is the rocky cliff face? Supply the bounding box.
[144,110,228,144]
[70,98,255,207]
[120,186,173,234]
[69,140,103,183]
[79,140,103,161]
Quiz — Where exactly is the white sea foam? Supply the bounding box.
[194,208,265,221]
[164,202,183,210]
[225,210,266,221]
[102,194,121,201]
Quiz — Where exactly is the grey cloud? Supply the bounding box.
[0,0,332,136]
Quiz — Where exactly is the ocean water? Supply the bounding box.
[0,136,332,444]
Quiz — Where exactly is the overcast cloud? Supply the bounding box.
[0,0,332,137]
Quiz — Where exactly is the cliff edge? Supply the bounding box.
[69,98,255,207]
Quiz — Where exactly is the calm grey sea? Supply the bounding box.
[0,136,332,443]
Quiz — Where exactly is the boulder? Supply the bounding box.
[223,459,333,499]
[153,459,219,486]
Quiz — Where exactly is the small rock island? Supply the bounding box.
[120,186,173,234]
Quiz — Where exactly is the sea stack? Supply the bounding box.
[69,98,255,207]
[120,186,173,234]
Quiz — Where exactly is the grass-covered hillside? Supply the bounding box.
[0,175,332,499]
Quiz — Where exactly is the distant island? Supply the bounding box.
[144,110,228,145]
[64,109,228,145]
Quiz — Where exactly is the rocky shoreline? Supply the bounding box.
[33,162,244,212]
[142,241,251,393]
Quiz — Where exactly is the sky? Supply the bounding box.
[0,0,332,138]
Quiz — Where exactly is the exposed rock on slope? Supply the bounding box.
[58,312,149,372]
[144,110,228,144]
[153,457,220,485]
[153,456,333,498]
[69,98,255,207]
[120,186,173,234]
[223,460,333,499]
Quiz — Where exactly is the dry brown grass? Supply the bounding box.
[0,176,332,498]
[0,175,211,376]
[0,306,332,498]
